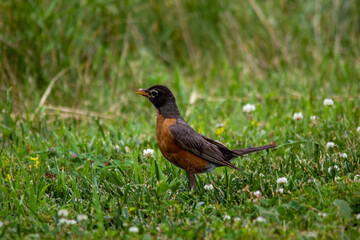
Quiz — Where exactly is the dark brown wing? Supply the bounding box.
[233,144,277,155]
[201,136,276,158]
[170,122,240,171]
[200,135,240,160]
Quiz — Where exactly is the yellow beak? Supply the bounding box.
[135,89,151,98]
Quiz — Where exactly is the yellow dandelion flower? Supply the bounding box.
[251,121,260,127]
[34,160,39,168]
[197,125,204,134]
[30,156,40,169]
[216,127,225,135]
[5,174,11,182]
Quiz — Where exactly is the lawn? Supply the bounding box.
[1,0,360,239]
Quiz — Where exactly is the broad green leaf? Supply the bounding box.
[333,199,352,218]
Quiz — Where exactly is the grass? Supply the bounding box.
[1,0,360,239]
[1,79,360,239]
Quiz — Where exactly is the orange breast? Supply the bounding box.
[156,112,210,173]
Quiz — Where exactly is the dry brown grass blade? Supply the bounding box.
[248,0,291,63]
[45,104,117,120]
[174,0,198,67]
[33,68,68,118]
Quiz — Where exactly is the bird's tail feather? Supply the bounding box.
[233,144,277,156]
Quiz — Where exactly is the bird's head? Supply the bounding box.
[136,85,176,109]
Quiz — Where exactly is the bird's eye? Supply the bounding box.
[151,90,158,98]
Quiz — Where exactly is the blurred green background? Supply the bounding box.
[1,1,360,238]
[1,0,359,114]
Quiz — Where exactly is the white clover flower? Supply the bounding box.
[77,214,88,222]
[216,123,224,128]
[299,159,307,164]
[318,212,328,217]
[253,190,262,198]
[310,116,316,121]
[58,209,69,217]
[335,176,340,182]
[276,188,284,194]
[129,226,139,233]
[354,174,360,182]
[276,177,288,185]
[204,184,214,190]
[323,98,334,106]
[326,142,336,149]
[259,173,265,178]
[339,153,348,158]
[356,213,360,220]
[328,165,339,174]
[243,104,256,113]
[114,145,121,151]
[224,215,231,220]
[308,177,316,183]
[0,221,3,228]
[125,146,130,153]
[293,112,303,120]
[357,127,360,134]
[255,216,266,223]
[234,217,241,222]
[59,218,68,224]
[66,219,77,225]
[143,149,155,159]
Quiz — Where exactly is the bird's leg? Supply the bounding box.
[187,172,197,191]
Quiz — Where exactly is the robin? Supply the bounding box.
[136,85,276,190]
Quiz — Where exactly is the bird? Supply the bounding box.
[136,85,276,190]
